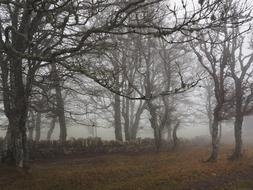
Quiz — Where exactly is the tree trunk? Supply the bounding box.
[0,1,42,167]
[57,97,67,144]
[172,122,180,149]
[5,114,28,167]
[130,102,145,140]
[231,116,243,159]
[230,82,244,160]
[2,58,29,167]
[206,106,220,162]
[130,123,138,140]
[209,117,213,137]
[47,117,57,141]
[28,127,34,141]
[35,112,41,143]
[147,101,161,151]
[52,63,67,143]
[167,125,172,142]
[28,113,35,141]
[218,122,222,142]
[122,98,130,141]
[154,127,162,152]
[114,94,123,141]
[129,100,135,138]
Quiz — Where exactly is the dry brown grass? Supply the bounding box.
[0,145,253,190]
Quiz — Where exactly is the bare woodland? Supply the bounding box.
[0,0,253,189]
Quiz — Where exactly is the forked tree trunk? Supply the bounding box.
[2,59,30,167]
[130,102,145,140]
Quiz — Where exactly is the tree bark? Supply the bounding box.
[130,102,145,140]
[206,106,220,162]
[154,127,162,152]
[1,57,30,167]
[122,97,130,141]
[52,63,67,143]
[230,82,244,159]
[0,2,39,167]
[114,94,123,141]
[232,116,243,159]
[148,100,161,152]
[172,122,180,149]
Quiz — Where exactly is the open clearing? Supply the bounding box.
[1,146,253,190]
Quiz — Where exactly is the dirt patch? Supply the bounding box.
[0,146,253,190]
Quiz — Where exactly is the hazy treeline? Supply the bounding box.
[0,0,252,168]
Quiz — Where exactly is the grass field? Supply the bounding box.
[1,145,253,190]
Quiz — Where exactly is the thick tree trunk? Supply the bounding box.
[0,1,42,167]
[148,101,161,151]
[230,82,244,160]
[2,58,29,167]
[57,100,67,144]
[35,112,41,143]
[206,106,220,162]
[172,122,180,149]
[231,116,243,159]
[5,114,28,167]
[154,127,162,152]
[130,123,138,140]
[230,95,243,160]
[47,117,57,141]
[114,94,123,141]
[130,102,145,140]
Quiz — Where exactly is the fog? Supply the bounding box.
[1,116,253,144]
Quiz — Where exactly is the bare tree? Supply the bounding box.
[191,32,229,162]
[0,0,238,167]
[191,0,253,161]
[51,64,67,143]
[227,26,253,159]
